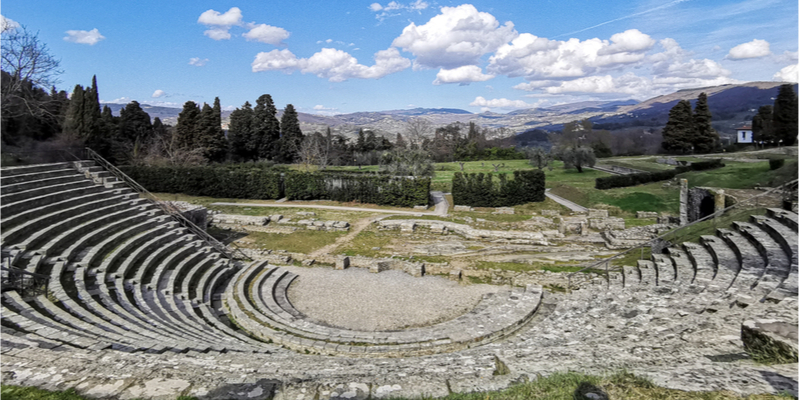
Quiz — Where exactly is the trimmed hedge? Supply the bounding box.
[121,165,430,207]
[452,170,545,207]
[122,165,283,199]
[595,159,725,190]
[284,172,430,207]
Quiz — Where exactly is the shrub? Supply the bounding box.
[284,172,430,207]
[769,158,785,170]
[595,159,725,190]
[452,170,545,207]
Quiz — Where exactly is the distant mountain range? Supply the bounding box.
[101,81,794,142]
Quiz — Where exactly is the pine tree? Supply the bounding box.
[228,101,255,161]
[253,94,280,160]
[175,101,201,150]
[773,84,798,146]
[692,92,717,153]
[278,104,303,163]
[365,130,378,151]
[661,100,694,154]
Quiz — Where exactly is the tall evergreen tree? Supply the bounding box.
[773,84,798,146]
[198,98,227,162]
[752,105,774,143]
[82,75,101,141]
[356,128,366,152]
[691,92,717,153]
[253,94,280,160]
[278,104,303,163]
[661,100,694,154]
[228,101,255,160]
[62,84,85,137]
[174,101,201,150]
[395,132,407,149]
[365,130,378,151]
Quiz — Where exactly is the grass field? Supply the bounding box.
[3,371,792,400]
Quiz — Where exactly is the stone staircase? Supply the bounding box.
[595,208,798,306]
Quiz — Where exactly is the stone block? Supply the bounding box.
[335,256,350,270]
[400,221,416,232]
[429,224,448,234]
[589,217,625,231]
[269,214,283,222]
[369,261,390,273]
[636,211,659,219]
[414,205,429,210]
[541,210,561,217]
[296,211,316,216]
[492,207,515,215]
[449,269,462,281]
[454,205,474,212]
[587,209,608,218]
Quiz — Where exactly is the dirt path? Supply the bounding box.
[308,215,385,258]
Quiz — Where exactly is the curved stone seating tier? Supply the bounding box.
[0,162,279,354]
[224,262,543,357]
[605,210,798,306]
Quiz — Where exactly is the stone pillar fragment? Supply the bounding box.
[715,189,726,216]
[679,179,689,226]
[335,256,350,270]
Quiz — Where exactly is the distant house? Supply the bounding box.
[736,124,753,143]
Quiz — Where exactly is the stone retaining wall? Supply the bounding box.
[377,219,550,245]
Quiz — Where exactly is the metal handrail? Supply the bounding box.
[1,264,50,298]
[565,179,798,291]
[84,148,251,262]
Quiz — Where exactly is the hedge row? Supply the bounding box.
[122,165,283,199]
[120,165,430,207]
[284,172,430,207]
[595,159,724,190]
[452,170,545,207]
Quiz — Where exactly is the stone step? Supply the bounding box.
[752,216,798,267]
[0,167,77,186]
[622,264,639,287]
[0,162,74,178]
[717,228,764,289]
[682,243,718,291]
[1,185,109,218]
[734,220,792,285]
[1,180,95,205]
[767,208,798,231]
[60,209,158,263]
[651,254,673,284]
[1,174,87,195]
[700,235,738,290]
[636,259,656,286]
[665,247,696,284]
[1,189,127,232]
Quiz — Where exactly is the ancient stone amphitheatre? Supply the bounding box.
[1,156,798,400]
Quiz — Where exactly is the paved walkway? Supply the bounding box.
[544,189,588,212]
[211,191,450,217]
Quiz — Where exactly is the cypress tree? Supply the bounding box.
[175,101,201,150]
[278,104,303,163]
[83,75,102,140]
[356,128,366,152]
[63,84,85,137]
[228,101,255,161]
[752,105,774,143]
[661,100,694,154]
[395,132,407,149]
[692,92,717,153]
[200,98,227,162]
[253,94,280,160]
[773,84,798,146]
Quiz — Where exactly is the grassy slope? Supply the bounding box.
[3,372,792,400]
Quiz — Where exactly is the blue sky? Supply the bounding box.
[2,0,797,115]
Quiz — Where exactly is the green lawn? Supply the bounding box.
[239,230,346,254]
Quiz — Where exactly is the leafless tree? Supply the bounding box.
[404,117,433,148]
[1,18,63,121]
[297,132,330,171]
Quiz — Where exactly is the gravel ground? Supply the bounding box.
[283,265,504,331]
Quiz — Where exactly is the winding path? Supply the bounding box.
[544,189,587,212]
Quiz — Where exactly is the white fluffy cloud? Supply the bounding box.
[63,28,105,45]
[371,0,429,20]
[727,39,771,60]
[392,4,517,69]
[252,47,410,82]
[151,89,166,98]
[773,64,799,82]
[469,96,531,109]
[243,24,290,45]
[488,29,654,79]
[198,7,243,26]
[541,74,651,95]
[650,39,731,79]
[1,15,19,31]
[433,65,494,85]
[189,57,209,67]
